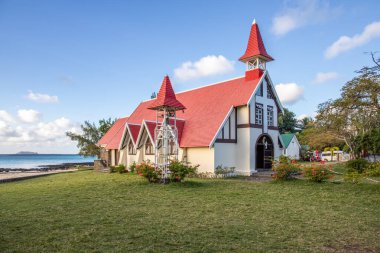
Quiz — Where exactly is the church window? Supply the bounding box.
[145,139,154,155]
[255,103,263,125]
[128,142,136,155]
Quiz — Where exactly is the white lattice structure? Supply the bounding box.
[154,109,179,181]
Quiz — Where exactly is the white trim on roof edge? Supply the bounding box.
[209,106,235,148]
[246,70,267,106]
[135,120,156,149]
[265,71,284,113]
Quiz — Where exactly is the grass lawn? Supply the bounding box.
[1,170,379,253]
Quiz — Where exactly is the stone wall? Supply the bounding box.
[94,159,108,171]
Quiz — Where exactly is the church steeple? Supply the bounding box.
[240,19,273,80]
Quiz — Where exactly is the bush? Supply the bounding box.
[303,165,335,183]
[344,171,362,184]
[346,158,369,173]
[109,164,127,174]
[117,164,126,174]
[215,165,235,178]
[168,160,198,182]
[129,161,137,173]
[272,157,300,180]
[365,162,380,177]
[136,161,161,183]
[109,166,117,173]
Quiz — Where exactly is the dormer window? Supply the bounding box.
[255,103,263,125]
[145,139,154,155]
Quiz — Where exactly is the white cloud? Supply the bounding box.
[17,109,42,123]
[0,117,79,145]
[271,0,339,36]
[26,91,59,103]
[0,110,15,123]
[313,72,338,84]
[174,55,235,82]
[275,83,304,105]
[325,21,380,59]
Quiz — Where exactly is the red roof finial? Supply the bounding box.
[239,19,273,62]
[148,75,186,111]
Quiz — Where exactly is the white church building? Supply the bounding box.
[98,20,285,175]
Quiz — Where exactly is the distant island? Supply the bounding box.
[16,151,38,155]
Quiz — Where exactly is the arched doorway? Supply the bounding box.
[256,134,274,170]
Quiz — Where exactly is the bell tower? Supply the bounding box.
[239,19,273,81]
[148,75,186,183]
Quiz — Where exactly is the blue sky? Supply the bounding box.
[0,0,379,153]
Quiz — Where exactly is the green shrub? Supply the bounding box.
[344,171,362,184]
[303,165,335,183]
[109,166,117,173]
[272,158,300,180]
[365,162,380,177]
[117,164,126,174]
[168,160,198,182]
[129,161,137,173]
[109,164,126,174]
[346,158,369,173]
[136,161,161,183]
[215,165,235,178]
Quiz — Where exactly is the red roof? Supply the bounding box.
[140,119,185,145]
[98,117,128,150]
[127,75,262,147]
[127,123,141,144]
[148,75,186,111]
[239,21,273,62]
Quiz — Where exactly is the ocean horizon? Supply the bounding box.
[0,154,96,169]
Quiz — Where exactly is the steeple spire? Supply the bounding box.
[148,75,186,111]
[240,19,273,80]
[239,19,273,62]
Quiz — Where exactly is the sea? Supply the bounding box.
[0,154,96,169]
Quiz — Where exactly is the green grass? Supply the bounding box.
[1,171,379,253]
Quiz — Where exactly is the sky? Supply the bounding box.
[0,0,379,154]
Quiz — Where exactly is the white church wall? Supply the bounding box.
[250,128,262,173]
[186,147,215,173]
[119,149,127,165]
[237,106,249,124]
[268,130,282,160]
[214,143,236,169]
[235,127,251,175]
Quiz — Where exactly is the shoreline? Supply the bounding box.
[0,162,94,172]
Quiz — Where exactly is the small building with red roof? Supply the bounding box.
[99,20,285,174]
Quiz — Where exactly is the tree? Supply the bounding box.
[278,108,297,133]
[297,122,344,150]
[297,116,314,130]
[315,56,380,158]
[66,118,116,157]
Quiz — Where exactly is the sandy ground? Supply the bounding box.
[0,168,77,181]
